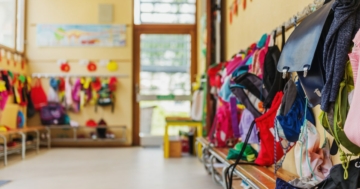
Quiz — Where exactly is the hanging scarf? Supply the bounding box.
[321,0,360,111]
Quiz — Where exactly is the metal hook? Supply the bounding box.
[293,16,298,27]
[282,67,289,79]
[303,65,310,77]
[355,161,360,168]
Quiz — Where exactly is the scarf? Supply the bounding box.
[321,0,360,111]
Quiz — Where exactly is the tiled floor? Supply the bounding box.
[0,148,220,189]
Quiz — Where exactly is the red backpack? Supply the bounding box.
[31,79,47,110]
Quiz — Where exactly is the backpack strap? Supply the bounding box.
[230,96,240,138]
[225,120,257,189]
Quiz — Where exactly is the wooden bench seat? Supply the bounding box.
[196,136,210,147]
[209,147,298,189]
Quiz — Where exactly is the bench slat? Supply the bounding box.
[211,147,298,189]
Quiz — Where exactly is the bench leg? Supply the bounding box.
[222,165,230,189]
[0,135,7,166]
[20,132,26,159]
[195,141,203,162]
[210,154,218,184]
[202,147,211,174]
[34,130,40,154]
[45,127,51,149]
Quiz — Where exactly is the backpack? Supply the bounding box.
[95,87,115,113]
[31,78,47,110]
[263,29,288,109]
[209,99,236,147]
[320,61,360,179]
[40,103,67,125]
[231,73,268,118]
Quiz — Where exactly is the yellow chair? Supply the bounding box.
[164,117,203,159]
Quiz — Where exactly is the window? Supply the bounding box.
[0,0,25,52]
[134,0,196,24]
[140,34,192,95]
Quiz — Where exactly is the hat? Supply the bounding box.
[86,119,97,127]
[98,119,107,126]
[106,61,118,72]
[87,62,97,72]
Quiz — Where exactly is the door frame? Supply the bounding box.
[132,24,197,146]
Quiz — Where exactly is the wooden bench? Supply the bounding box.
[208,147,298,189]
[0,126,51,166]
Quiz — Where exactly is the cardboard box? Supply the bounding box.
[169,140,182,158]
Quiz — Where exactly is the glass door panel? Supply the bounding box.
[138,34,192,136]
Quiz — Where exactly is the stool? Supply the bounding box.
[164,117,203,158]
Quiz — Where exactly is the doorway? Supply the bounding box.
[133,25,197,146]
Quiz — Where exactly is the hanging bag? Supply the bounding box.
[31,78,47,110]
[320,61,360,180]
[263,27,288,109]
[277,0,334,107]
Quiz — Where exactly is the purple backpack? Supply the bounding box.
[40,103,66,125]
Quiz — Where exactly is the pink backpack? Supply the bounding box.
[209,99,236,147]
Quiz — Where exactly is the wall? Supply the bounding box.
[26,0,133,145]
[225,0,341,175]
[197,0,207,77]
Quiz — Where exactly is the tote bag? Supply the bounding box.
[30,79,47,110]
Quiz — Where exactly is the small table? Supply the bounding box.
[163,117,203,158]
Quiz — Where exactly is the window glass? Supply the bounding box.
[0,0,16,48]
[134,0,196,24]
[140,34,191,95]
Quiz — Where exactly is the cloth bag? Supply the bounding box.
[320,61,360,180]
[294,120,332,182]
[30,79,47,110]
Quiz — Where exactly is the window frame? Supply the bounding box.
[0,0,26,56]
[135,0,197,25]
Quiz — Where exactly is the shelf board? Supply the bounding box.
[52,138,126,142]
[48,126,126,129]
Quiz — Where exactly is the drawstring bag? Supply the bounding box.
[320,61,360,179]
[31,78,48,110]
[238,108,259,144]
[295,119,332,183]
[225,92,285,189]
[275,80,315,143]
[254,92,285,166]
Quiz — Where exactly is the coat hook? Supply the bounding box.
[282,67,289,79]
[293,16,298,27]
